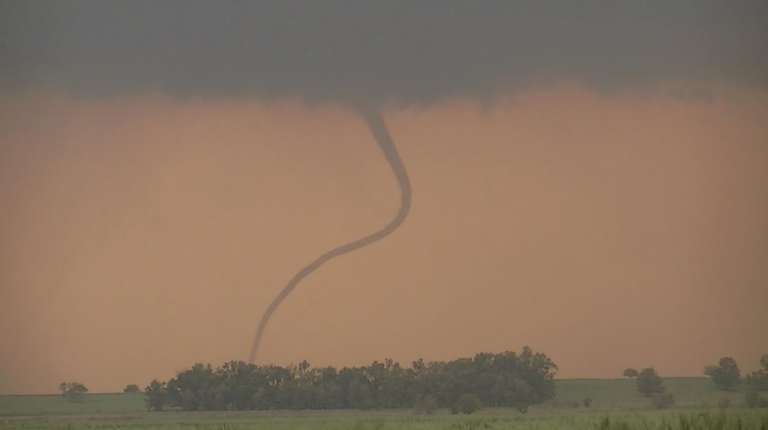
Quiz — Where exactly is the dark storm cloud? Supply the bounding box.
[1,1,766,104]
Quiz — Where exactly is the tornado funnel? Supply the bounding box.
[248,105,411,364]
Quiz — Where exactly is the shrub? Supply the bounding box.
[745,391,768,409]
[583,397,594,408]
[651,393,674,409]
[452,393,482,414]
[717,398,730,409]
[746,391,759,408]
[413,394,438,415]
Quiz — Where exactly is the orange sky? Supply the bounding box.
[1,83,767,394]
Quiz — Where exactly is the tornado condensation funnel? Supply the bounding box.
[249,105,411,364]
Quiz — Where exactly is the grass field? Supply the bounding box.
[0,410,768,430]
[543,378,749,410]
[1,378,748,417]
[1,409,767,430]
[1,378,766,429]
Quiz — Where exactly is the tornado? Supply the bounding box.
[248,104,412,364]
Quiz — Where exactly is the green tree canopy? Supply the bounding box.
[144,347,557,412]
[144,380,169,411]
[745,355,768,393]
[704,357,741,391]
[59,382,88,402]
[636,368,665,397]
[123,384,140,393]
[623,368,639,378]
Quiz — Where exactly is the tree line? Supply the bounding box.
[143,346,557,412]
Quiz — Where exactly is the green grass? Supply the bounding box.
[0,378,751,417]
[0,378,765,429]
[544,377,748,410]
[0,393,146,417]
[1,410,767,430]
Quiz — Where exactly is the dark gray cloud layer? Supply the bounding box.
[1,1,767,104]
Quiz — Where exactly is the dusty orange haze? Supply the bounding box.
[1,83,767,395]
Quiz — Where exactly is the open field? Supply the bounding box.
[0,393,146,417]
[0,378,753,417]
[544,378,750,410]
[1,378,766,429]
[1,409,767,430]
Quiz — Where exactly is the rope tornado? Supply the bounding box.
[248,104,412,364]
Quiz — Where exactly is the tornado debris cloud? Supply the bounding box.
[248,105,411,363]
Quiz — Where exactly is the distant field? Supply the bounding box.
[0,393,146,417]
[1,409,767,430]
[543,377,749,410]
[1,378,764,429]
[0,378,752,417]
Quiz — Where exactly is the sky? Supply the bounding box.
[1,1,767,394]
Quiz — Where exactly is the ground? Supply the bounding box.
[0,378,765,429]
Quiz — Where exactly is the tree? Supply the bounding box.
[623,368,639,379]
[59,382,88,402]
[746,370,768,392]
[167,363,219,411]
[216,361,262,410]
[744,355,768,393]
[704,357,741,391]
[141,347,558,412]
[636,368,665,397]
[124,384,140,393]
[144,379,169,411]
